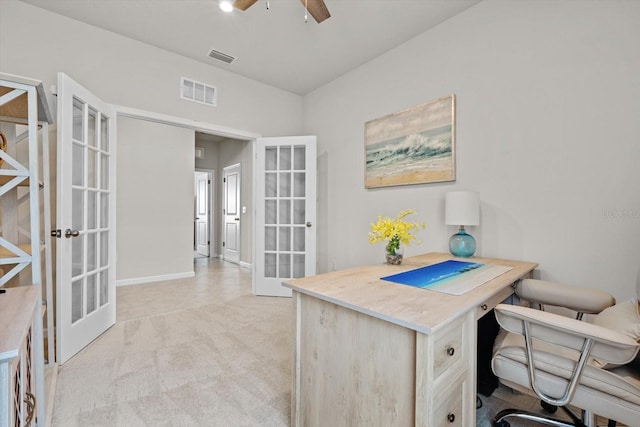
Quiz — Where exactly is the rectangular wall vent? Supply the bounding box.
[208,49,235,64]
[181,77,217,107]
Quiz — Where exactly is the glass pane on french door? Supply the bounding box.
[70,97,112,323]
[264,144,307,279]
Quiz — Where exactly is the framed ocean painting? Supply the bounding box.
[365,94,456,188]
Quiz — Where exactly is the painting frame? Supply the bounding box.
[364,94,456,188]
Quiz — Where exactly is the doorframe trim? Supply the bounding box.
[115,105,261,140]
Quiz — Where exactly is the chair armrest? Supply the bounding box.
[516,278,615,314]
[495,303,639,366]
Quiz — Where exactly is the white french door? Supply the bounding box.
[254,136,316,297]
[55,73,116,364]
[222,164,240,263]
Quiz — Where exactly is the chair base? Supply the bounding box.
[494,406,618,427]
[494,406,587,427]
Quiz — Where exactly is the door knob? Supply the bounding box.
[64,229,80,238]
[306,222,312,227]
[235,217,240,221]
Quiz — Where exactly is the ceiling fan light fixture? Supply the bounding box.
[233,0,330,23]
[219,0,233,13]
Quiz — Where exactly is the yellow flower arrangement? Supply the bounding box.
[368,209,425,261]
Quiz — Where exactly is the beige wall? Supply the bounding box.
[304,0,640,301]
[0,1,304,138]
[4,0,639,300]
[194,137,221,171]
[116,117,195,281]
[0,0,303,281]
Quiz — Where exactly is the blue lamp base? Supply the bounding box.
[449,227,476,257]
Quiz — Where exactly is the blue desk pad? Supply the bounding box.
[381,260,483,288]
[380,260,513,295]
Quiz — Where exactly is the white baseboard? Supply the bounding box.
[116,271,195,287]
[239,261,252,270]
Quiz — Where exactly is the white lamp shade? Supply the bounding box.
[445,191,480,226]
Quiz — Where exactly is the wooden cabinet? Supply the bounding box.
[0,286,44,427]
[285,252,537,427]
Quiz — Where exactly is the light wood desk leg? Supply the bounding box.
[291,292,302,427]
[415,332,434,426]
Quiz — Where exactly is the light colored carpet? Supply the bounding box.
[52,259,292,426]
[51,258,617,426]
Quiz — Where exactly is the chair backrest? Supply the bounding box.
[495,304,639,366]
[516,279,615,315]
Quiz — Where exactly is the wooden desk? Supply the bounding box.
[283,252,537,427]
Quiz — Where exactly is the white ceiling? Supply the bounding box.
[22,0,481,95]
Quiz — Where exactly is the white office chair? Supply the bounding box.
[491,278,640,427]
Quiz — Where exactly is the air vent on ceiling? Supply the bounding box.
[208,48,235,64]
[181,77,217,107]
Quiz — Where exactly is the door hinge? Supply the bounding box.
[208,241,210,245]
[222,241,225,247]
[223,177,226,183]
[208,180,211,184]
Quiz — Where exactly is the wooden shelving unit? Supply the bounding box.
[0,72,54,427]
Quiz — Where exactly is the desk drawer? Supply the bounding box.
[474,285,514,320]
[433,373,467,427]
[433,315,464,380]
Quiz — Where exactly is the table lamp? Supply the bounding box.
[445,191,479,257]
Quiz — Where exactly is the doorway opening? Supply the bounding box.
[194,131,251,267]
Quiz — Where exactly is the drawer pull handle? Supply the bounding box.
[446,346,455,357]
[481,304,488,311]
[24,391,36,425]
[447,413,456,423]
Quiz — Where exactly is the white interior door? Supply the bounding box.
[223,164,240,263]
[195,171,209,257]
[55,73,116,364]
[254,136,316,297]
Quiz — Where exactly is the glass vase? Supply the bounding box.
[385,244,404,265]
